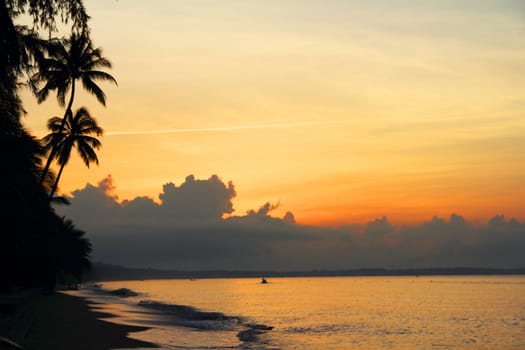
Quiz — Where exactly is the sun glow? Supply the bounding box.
[19,0,525,225]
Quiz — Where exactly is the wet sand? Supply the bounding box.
[5,291,158,350]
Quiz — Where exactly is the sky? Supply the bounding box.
[19,0,525,230]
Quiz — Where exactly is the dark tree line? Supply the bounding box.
[0,0,114,292]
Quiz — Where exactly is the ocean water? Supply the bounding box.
[76,276,525,349]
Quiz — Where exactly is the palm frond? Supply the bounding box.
[74,106,90,117]
[85,70,117,85]
[76,115,103,135]
[84,56,112,70]
[80,77,106,106]
[56,140,74,166]
[41,129,64,146]
[76,141,99,167]
[46,116,63,129]
[56,83,71,107]
[78,135,102,148]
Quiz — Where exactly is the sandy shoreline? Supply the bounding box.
[1,291,158,350]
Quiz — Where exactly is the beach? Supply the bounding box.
[1,291,157,350]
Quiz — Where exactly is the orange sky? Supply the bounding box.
[20,0,525,225]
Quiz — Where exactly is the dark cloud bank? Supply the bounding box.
[56,175,525,271]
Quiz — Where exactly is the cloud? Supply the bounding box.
[158,174,236,222]
[56,175,525,270]
[105,121,348,136]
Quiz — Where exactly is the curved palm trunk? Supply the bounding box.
[49,161,66,199]
[39,80,75,187]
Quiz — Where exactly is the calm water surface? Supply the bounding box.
[80,276,525,349]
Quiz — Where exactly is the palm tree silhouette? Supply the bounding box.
[54,216,92,287]
[1,0,91,291]
[42,107,103,198]
[31,32,116,185]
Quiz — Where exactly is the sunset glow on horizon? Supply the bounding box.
[20,0,525,226]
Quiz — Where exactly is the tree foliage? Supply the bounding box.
[32,33,117,108]
[43,107,103,197]
[31,32,116,186]
[5,0,89,34]
[0,0,97,291]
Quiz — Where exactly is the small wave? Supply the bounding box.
[109,287,140,297]
[138,300,243,331]
[285,324,355,334]
[137,300,274,342]
[237,324,274,342]
[375,328,413,335]
[138,300,236,321]
[83,283,142,298]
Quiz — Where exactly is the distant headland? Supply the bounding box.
[85,262,525,282]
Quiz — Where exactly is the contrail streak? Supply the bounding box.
[105,120,347,136]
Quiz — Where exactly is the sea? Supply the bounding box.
[73,276,525,349]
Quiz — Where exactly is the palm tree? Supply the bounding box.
[31,32,116,183]
[54,216,92,288]
[42,107,103,198]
